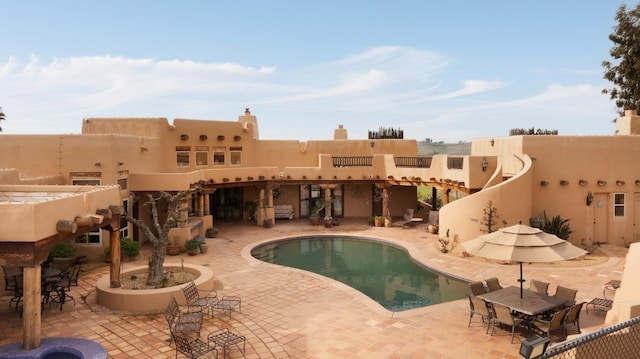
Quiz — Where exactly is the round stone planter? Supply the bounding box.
[96,263,214,314]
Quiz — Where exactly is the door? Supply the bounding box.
[593,193,609,244]
[634,193,640,243]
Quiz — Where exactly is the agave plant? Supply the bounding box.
[542,211,574,240]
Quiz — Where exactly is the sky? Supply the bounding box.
[0,1,633,142]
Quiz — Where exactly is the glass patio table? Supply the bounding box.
[477,286,567,316]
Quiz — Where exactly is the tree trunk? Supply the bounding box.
[148,237,167,285]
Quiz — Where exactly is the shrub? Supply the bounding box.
[121,237,140,258]
[49,241,75,259]
[184,239,201,251]
[205,227,218,238]
[542,211,574,240]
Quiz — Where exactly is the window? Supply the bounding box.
[75,230,101,246]
[72,178,101,185]
[614,193,625,216]
[195,150,209,166]
[117,171,128,190]
[176,146,190,167]
[213,147,225,165]
[230,146,242,165]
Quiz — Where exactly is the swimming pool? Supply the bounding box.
[251,235,470,311]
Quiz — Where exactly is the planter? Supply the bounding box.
[384,218,391,228]
[324,219,333,228]
[374,218,383,227]
[263,219,273,228]
[187,249,199,256]
[199,243,209,254]
[428,225,439,234]
[309,216,321,226]
[166,245,181,256]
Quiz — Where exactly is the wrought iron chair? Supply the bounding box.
[2,266,21,295]
[207,328,246,358]
[532,306,570,341]
[529,279,550,295]
[469,281,487,296]
[172,332,217,359]
[468,295,492,332]
[165,297,203,345]
[485,277,503,292]
[182,281,241,319]
[10,275,24,311]
[488,303,527,343]
[49,264,81,310]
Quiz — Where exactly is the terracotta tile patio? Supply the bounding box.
[0,220,625,358]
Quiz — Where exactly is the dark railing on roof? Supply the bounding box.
[332,156,373,167]
[394,156,432,168]
[447,157,464,169]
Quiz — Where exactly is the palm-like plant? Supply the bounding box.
[542,211,574,240]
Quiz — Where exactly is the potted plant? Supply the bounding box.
[309,199,325,226]
[167,236,181,256]
[374,215,384,227]
[324,216,333,228]
[244,200,258,221]
[184,239,201,256]
[205,227,218,238]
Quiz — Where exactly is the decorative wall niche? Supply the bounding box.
[597,180,607,187]
[199,134,207,141]
[180,134,189,141]
[560,180,569,186]
[540,181,549,187]
[217,135,225,141]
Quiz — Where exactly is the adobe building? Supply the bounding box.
[2,108,640,344]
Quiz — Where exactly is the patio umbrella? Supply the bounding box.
[462,223,587,298]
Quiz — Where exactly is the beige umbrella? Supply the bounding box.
[462,223,587,298]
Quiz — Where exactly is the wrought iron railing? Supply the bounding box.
[542,316,640,358]
[332,156,373,167]
[394,156,432,168]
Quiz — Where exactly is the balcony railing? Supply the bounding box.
[332,156,373,167]
[394,156,432,168]
[447,157,464,169]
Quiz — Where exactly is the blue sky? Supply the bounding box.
[0,1,631,142]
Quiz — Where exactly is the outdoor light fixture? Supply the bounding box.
[481,157,488,172]
[490,139,495,147]
[94,162,101,167]
[519,335,550,359]
[117,161,125,166]
[586,191,594,206]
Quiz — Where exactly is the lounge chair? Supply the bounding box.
[488,303,526,343]
[485,277,503,292]
[391,208,415,228]
[529,279,550,295]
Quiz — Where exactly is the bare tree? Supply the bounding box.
[126,189,194,286]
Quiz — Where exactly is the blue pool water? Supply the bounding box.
[251,235,470,311]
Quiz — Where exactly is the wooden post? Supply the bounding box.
[204,193,210,215]
[22,266,41,350]
[198,193,204,216]
[109,228,121,288]
[56,220,78,234]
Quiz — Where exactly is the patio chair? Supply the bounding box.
[553,285,578,307]
[488,303,526,343]
[468,295,492,332]
[392,208,414,228]
[2,266,21,294]
[564,302,585,337]
[529,279,550,295]
[207,328,246,358]
[182,281,241,319]
[165,297,204,345]
[49,264,81,310]
[485,277,503,292]
[172,332,218,359]
[469,281,487,296]
[532,306,570,341]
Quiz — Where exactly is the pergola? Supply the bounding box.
[0,184,124,350]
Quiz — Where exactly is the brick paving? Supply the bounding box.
[0,220,625,358]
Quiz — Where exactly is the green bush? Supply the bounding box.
[185,239,201,251]
[205,227,218,238]
[542,211,574,240]
[121,237,140,258]
[49,241,75,259]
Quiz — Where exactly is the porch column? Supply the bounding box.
[204,193,210,215]
[198,192,205,216]
[382,187,389,218]
[22,266,42,350]
[443,188,451,205]
[109,227,121,288]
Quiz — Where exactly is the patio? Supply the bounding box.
[0,219,624,358]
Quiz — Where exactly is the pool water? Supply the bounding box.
[251,236,469,311]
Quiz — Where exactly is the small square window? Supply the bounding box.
[614,193,625,217]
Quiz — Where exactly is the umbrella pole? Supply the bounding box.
[518,262,524,298]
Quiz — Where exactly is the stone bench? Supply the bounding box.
[274,204,294,219]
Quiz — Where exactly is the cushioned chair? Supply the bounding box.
[532,307,570,341]
[392,208,415,228]
[485,277,503,292]
[488,303,526,343]
[469,281,487,296]
[529,279,550,295]
[468,295,492,332]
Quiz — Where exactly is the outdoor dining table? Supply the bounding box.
[477,286,567,316]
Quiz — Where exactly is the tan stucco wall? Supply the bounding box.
[606,242,640,324]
